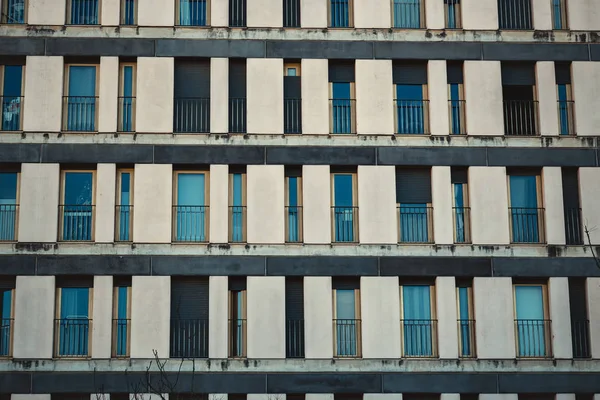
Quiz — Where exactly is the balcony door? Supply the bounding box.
[175,173,207,242]
[334,288,359,357]
[332,173,355,242]
[62,171,94,241]
[0,287,12,356]
[0,172,17,241]
[58,287,90,357]
[67,66,97,131]
[509,175,539,243]
[2,65,23,131]
[402,285,433,357]
[515,285,547,357]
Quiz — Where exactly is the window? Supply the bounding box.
[396,168,433,243]
[0,280,14,357]
[569,278,590,358]
[498,0,532,30]
[118,63,136,133]
[447,62,465,135]
[68,0,99,24]
[329,0,352,27]
[285,168,303,242]
[514,283,551,357]
[456,283,475,357]
[112,278,131,358]
[562,168,582,245]
[170,278,209,358]
[174,171,209,242]
[393,63,428,135]
[177,0,208,26]
[444,0,461,29]
[229,60,247,133]
[283,0,300,27]
[55,279,92,357]
[229,169,246,243]
[393,0,423,28]
[329,62,355,134]
[552,0,568,30]
[115,169,133,242]
[0,172,18,242]
[120,0,136,25]
[331,172,357,243]
[285,277,305,358]
[1,0,26,23]
[556,63,574,136]
[229,0,246,26]
[174,60,211,133]
[60,170,95,241]
[451,168,470,244]
[0,65,24,131]
[284,62,302,134]
[63,65,98,132]
[508,173,544,243]
[229,278,247,358]
[333,279,360,357]
[502,63,538,136]
[401,283,436,357]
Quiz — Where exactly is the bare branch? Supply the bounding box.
[584,224,600,270]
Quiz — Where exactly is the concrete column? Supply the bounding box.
[13,276,55,359]
[432,166,454,245]
[572,62,600,136]
[536,62,559,136]
[248,0,282,27]
[136,57,174,133]
[92,276,113,359]
[555,395,575,400]
[461,0,498,29]
[549,277,573,359]
[302,59,329,135]
[211,0,228,26]
[209,276,228,358]
[306,396,333,400]
[247,277,286,358]
[301,0,327,27]
[469,167,510,245]
[209,395,227,400]
[480,395,517,400]
[101,0,120,25]
[358,166,397,244]
[303,165,331,244]
[130,276,170,358]
[425,0,445,29]
[247,59,283,134]
[305,277,333,359]
[579,168,600,244]
[364,395,402,400]
[210,165,229,244]
[138,0,175,26]
[568,0,600,30]
[440,394,459,400]
[23,56,64,133]
[247,165,285,244]
[532,0,553,30]
[354,0,391,28]
[27,0,66,24]
[249,395,286,400]
[464,61,504,136]
[18,163,60,243]
[211,58,229,134]
[473,277,516,359]
[428,61,450,136]
[133,164,172,243]
[542,167,566,245]
[13,396,51,400]
[356,60,394,135]
[587,278,600,359]
[95,164,117,243]
[361,277,401,359]
[98,57,119,133]
[436,277,459,359]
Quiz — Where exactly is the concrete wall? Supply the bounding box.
[568,0,600,30]
[138,0,175,26]
[542,167,566,245]
[211,0,228,26]
[94,163,116,243]
[13,276,55,359]
[302,59,329,135]
[247,165,285,244]
[248,0,282,27]
[130,276,170,358]
[210,165,229,243]
[532,0,552,30]
[473,277,516,359]
[536,62,559,136]
[425,0,445,29]
[211,58,229,133]
[92,276,113,359]
[101,0,120,25]
[302,165,331,244]
[305,277,333,359]
[464,61,504,136]
[357,166,397,244]
[12,396,51,400]
[98,57,119,133]
[356,60,394,135]
[587,278,600,359]
[18,163,60,243]
[23,56,64,133]
[436,277,459,359]
[133,164,172,243]
[432,166,454,245]
[136,57,174,133]
[579,168,600,244]
[480,395,517,400]
[209,276,228,358]
[469,167,510,245]
[548,277,573,359]
[360,277,400,358]
[354,0,391,28]
[461,0,499,30]
[247,277,286,358]
[301,0,327,27]
[428,60,450,136]
[364,395,402,400]
[572,62,600,136]
[247,59,283,134]
[27,0,66,25]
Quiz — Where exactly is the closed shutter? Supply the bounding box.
[0,277,15,290]
[451,167,468,184]
[171,278,209,320]
[228,276,247,291]
[393,63,427,84]
[229,59,247,98]
[555,63,572,85]
[284,76,302,99]
[174,60,211,98]
[501,63,536,85]
[285,277,304,320]
[562,168,580,210]
[396,168,432,203]
[56,276,93,288]
[329,61,355,82]
[332,277,359,290]
[446,62,464,84]
[569,278,588,322]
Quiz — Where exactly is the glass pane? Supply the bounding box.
[70,0,99,24]
[69,66,96,97]
[509,175,539,242]
[393,0,421,28]
[515,285,546,357]
[122,66,133,97]
[288,177,298,206]
[403,285,432,356]
[232,173,243,206]
[333,174,353,206]
[61,288,89,319]
[396,84,424,134]
[178,174,205,206]
[333,82,351,99]
[117,286,128,319]
[287,68,297,76]
[458,286,471,356]
[0,290,11,319]
[399,203,429,243]
[0,289,11,357]
[0,173,17,205]
[330,0,349,27]
[3,66,22,97]
[59,287,89,356]
[120,173,131,206]
[335,289,355,319]
[64,172,93,205]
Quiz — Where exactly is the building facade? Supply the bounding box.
[1,0,600,399]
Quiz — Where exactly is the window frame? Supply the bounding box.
[175,0,212,26]
[332,287,362,358]
[284,63,301,77]
[329,82,356,134]
[115,168,134,242]
[393,83,430,135]
[285,175,303,243]
[512,282,551,358]
[63,64,100,132]
[111,283,132,358]
[506,172,544,243]
[120,0,138,25]
[0,65,25,131]
[54,285,94,358]
[59,169,96,242]
[228,288,247,358]
[399,282,437,357]
[172,170,210,242]
[118,62,137,132]
[228,171,247,243]
[330,172,359,243]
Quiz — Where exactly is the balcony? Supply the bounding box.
[458,319,476,358]
[558,100,575,135]
[503,100,538,136]
[286,319,305,358]
[0,318,13,357]
[395,99,429,134]
[59,205,95,242]
[332,206,358,243]
[401,319,437,357]
[112,318,130,358]
[392,0,423,28]
[1,96,23,131]
[54,318,91,358]
[174,97,210,133]
[229,0,246,27]
[63,96,98,132]
[444,0,461,29]
[449,99,466,135]
[398,205,433,244]
[1,0,25,24]
[117,96,135,133]
[0,204,17,242]
[565,208,583,245]
[229,206,246,243]
[329,0,352,27]
[509,207,545,244]
[120,0,136,25]
[115,205,132,242]
[572,319,591,359]
[498,0,532,30]
[333,319,361,357]
[453,206,471,244]
[285,205,303,243]
[177,0,208,26]
[283,0,301,27]
[515,319,551,358]
[173,205,209,242]
[330,99,356,134]
[170,319,209,358]
[68,0,99,24]
[229,98,246,133]
[229,318,247,358]
[284,99,302,134]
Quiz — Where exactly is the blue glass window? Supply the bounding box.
[62,172,94,241]
[402,285,433,357]
[67,66,97,131]
[449,83,463,135]
[122,0,135,25]
[179,0,207,26]
[329,0,349,27]
[396,84,425,134]
[117,172,131,241]
[287,177,301,242]
[230,290,246,357]
[2,0,25,23]
[58,287,90,356]
[0,289,12,356]
[457,286,472,357]
[2,65,23,131]
[120,65,134,132]
[114,286,129,357]
[509,175,539,243]
[331,82,353,134]
[445,0,459,28]
[399,204,429,243]
[231,173,244,242]
[70,0,99,24]
[335,289,357,356]
[515,285,546,357]
[552,0,563,29]
[453,183,467,242]
[176,173,207,242]
[0,172,17,241]
[333,174,355,242]
[557,84,570,136]
[393,0,421,28]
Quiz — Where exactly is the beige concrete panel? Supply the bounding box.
[360,277,401,358]
[211,0,228,26]
[555,395,575,400]
[101,0,120,25]
[247,59,283,134]
[303,165,331,244]
[461,0,498,29]
[248,395,285,400]
[532,0,552,30]
[424,0,445,29]
[210,165,229,243]
[211,58,229,134]
[248,0,282,27]
[136,57,174,133]
[92,276,113,359]
[209,276,228,358]
[579,168,600,244]
[13,276,55,359]
[13,396,51,400]
[572,62,600,136]
[549,277,573,359]
[27,0,66,24]
[364,396,402,400]
[587,278,600,358]
[536,62,559,136]
[306,396,333,400]
[436,277,459,359]
[432,166,454,245]
[542,167,566,245]
[568,0,600,30]
[247,165,285,244]
[95,164,116,243]
[428,61,450,136]
[98,57,119,133]
[23,56,64,132]
[473,277,516,359]
[91,395,109,400]
[18,163,60,243]
[138,0,175,26]
[301,0,327,27]
[357,166,397,244]
[305,277,333,358]
[464,61,504,136]
[133,164,172,243]
[440,394,459,400]
[354,0,391,28]
[469,167,510,245]
[302,59,329,135]
[356,60,394,135]
[131,276,170,358]
[480,395,518,400]
[131,395,168,400]
[247,277,286,358]
[209,395,227,400]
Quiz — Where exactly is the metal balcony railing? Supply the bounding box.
[329,0,352,27]
[68,0,99,24]
[285,205,303,243]
[117,96,135,132]
[115,205,132,242]
[509,207,545,244]
[1,96,23,130]
[393,0,423,28]
[333,319,361,357]
[395,99,429,134]
[63,96,98,132]
[498,0,532,30]
[112,318,130,358]
[54,318,91,358]
[0,318,13,357]
[286,319,305,358]
[449,99,466,135]
[177,0,208,26]
[0,204,17,242]
[572,319,591,359]
[229,206,246,243]
[229,0,246,27]
[565,208,583,246]
[503,100,538,136]
[558,100,575,136]
[398,206,434,244]
[229,98,246,133]
[330,99,356,134]
[174,98,210,133]
[515,319,551,358]
[1,0,25,23]
[458,319,476,358]
[229,318,247,358]
[173,205,209,242]
[444,0,461,29]
[284,99,302,134]
[120,0,136,25]
[284,0,301,27]
[552,0,568,30]
[59,205,95,241]
[332,206,358,243]
[453,206,471,244]
[170,319,209,358]
[401,319,437,358]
